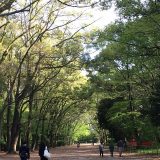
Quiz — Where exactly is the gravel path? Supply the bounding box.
[0,144,159,160]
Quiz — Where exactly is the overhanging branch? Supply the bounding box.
[57,0,97,8]
[0,0,40,17]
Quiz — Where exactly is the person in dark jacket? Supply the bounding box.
[39,142,48,160]
[19,141,30,160]
[109,141,114,157]
[117,140,124,157]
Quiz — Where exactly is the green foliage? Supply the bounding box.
[73,121,91,141]
[148,81,160,126]
[84,0,160,143]
[97,98,115,129]
[0,0,98,152]
[78,133,97,143]
[137,148,160,155]
[138,118,157,142]
[56,140,66,146]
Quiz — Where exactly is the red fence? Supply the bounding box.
[128,139,153,148]
[139,141,153,147]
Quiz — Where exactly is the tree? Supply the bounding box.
[97,98,114,129]
[148,81,160,127]
[84,0,160,141]
[0,0,96,152]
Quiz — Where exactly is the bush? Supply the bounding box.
[0,139,6,151]
[56,140,65,146]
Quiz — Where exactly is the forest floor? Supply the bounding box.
[0,143,160,160]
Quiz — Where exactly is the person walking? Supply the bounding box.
[19,141,30,160]
[77,141,80,148]
[117,140,124,157]
[109,141,114,157]
[39,142,49,160]
[99,142,104,157]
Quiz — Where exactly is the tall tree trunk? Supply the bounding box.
[0,98,8,151]
[8,100,20,153]
[0,117,3,151]
[6,78,12,151]
[49,119,55,147]
[26,92,34,146]
[41,116,45,143]
[126,52,138,138]
[31,117,40,151]
[126,57,133,111]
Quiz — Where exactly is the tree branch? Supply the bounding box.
[57,0,96,8]
[0,8,29,17]
[0,0,16,13]
[0,0,40,17]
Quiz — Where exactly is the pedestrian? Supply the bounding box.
[39,142,49,160]
[99,142,104,157]
[123,140,127,151]
[117,140,124,157]
[109,141,114,157]
[77,141,80,148]
[19,141,30,160]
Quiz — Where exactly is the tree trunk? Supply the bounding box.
[0,118,2,151]
[0,99,8,151]
[6,79,12,151]
[26,92,34,146]
[31,117,41,151]
[8,101,20,153]
[41,116,45,143]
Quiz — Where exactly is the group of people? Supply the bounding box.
[19,141,50,160]
[99,139,126,157]
[19,139,126,159]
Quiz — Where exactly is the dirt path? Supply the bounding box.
[0,144,159,160]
